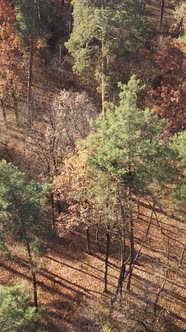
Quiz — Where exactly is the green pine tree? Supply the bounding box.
[14,0,53,45]
[85,76,175,196]
[0,160,49,309]
[0,283,41,332]
[82,76,176,295]
[66,0,148,110]
[13,0,54,125]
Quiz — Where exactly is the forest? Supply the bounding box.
[0,0,186,331]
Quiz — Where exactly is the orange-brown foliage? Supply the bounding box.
[147,38,186,133]
[0,0,21,81]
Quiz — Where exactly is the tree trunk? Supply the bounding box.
[27,33,34,126]
[118,253,126,296]
[50,192,56,232]
[26,239,38,332]
[104,227,110,293]
[111,223,126,304]
[68,3,73,35]
[126,160,134,291]
[111,253,126,305]
[126,215,134,290]
[25,237,38,309]
[160,0,165,26]
[96,216,102,252]
[101,49,106,114]
[118,224,126,296]
[86,227,91,254]
[13,194,38,319]
[101,1,108,114]
[96,223,102,252]
[27,0,38,127]
[137,199,140,218]
[10,80,19,127]
[101,44,108,114]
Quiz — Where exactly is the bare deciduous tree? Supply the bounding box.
[45,89,97,177]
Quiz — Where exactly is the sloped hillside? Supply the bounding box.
[0,1,185,332]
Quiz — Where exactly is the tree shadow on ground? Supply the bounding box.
[129,273,186,330]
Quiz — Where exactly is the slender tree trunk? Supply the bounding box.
[111,223,126,305]
[125,164,135,290]
[96,219,102,252]
[86,227,91,254]
[137,198,140,218]
[50,192,56,232]
[101,43,105,114]
[27,33,34,126]
[25,237,38,309]
[160,0,165,26]
[13,193,38,321]
[101,1,107,114]
[95,224,99,245]
[10,80,19,127]
[26,236,38,332]
[68,3,73,35]
[118,224,126,296]
[19,214,38,310]
[104,227,110,293]
[27,0,38,126]
[126,214,134,290]
[119,255,126,295]
[111,251,126,305]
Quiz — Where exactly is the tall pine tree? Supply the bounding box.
[66,0,148,111]
[14,0,54,125]
[0,160,49,310]
[82,76,176,296]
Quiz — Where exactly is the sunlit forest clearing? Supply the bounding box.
[0,1,185,331]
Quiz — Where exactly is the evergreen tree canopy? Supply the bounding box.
[83,76,176,198]
[0,283,39,332]
[14,0,53,45]
[66,0,148,94]
[0,160,49,242]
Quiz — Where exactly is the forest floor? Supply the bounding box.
[1,200,186,331]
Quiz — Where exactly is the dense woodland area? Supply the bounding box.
[0,0,186,331]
